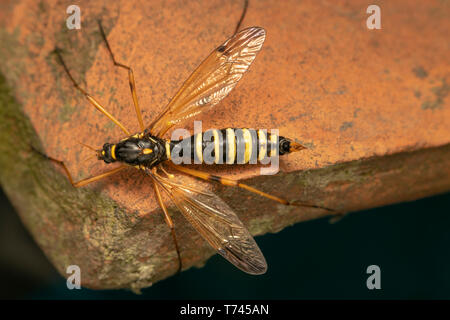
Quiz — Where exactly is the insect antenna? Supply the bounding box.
[76,140,102,161]
[77,140,97,152]
[82,154,98,163]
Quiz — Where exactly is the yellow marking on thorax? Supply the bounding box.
[269,132,278,157]
[165,140,171,160]
[195,133,203,163]
[242,128,252,164]
[111,144,117,160]
[143,148,153,154]
[258,129,267,161]
[122,133,144,142]
[226,128,236,164]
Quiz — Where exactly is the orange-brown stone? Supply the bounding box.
[0,0,448,289]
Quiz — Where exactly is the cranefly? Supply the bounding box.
[39,0,333,274]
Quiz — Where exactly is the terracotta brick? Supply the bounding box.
[0,0,448,289]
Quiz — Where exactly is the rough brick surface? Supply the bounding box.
[0,0,449,290]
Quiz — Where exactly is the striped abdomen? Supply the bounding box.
[168,128,305,165]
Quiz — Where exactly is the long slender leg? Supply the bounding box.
[53,48,130,135]
[167,163,336,212]
[156,164,213,196]
[98,21,145,132]
[32,146,126,188]
[233,0,249,35]
[151,175,182,273]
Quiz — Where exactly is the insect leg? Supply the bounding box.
[32,146,126,187]
[233,0,249,35]
[151,176,183,273]
[158,165,175,179]
[98,21,145,132]
[53,48,130,135]
[168,163,336,212]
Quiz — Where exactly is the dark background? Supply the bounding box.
[1,187,450,300]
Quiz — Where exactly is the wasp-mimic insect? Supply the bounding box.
[41,1,333,275]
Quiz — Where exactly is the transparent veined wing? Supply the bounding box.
[149,168,267,275]
[147,27,266,137]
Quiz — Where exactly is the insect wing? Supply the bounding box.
[148,27,266,136]
[151,172,267,275]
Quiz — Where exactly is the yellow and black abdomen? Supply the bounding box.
[168,128,304,165]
